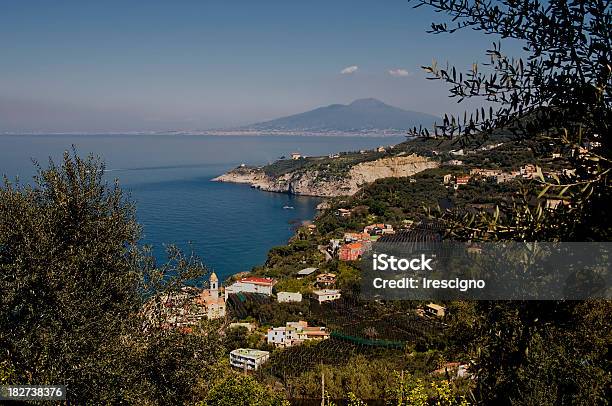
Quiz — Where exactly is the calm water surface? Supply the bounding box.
[0,134,405,281]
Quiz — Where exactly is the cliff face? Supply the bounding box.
[211,154,438,197]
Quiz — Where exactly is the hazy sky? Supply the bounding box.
[0,0,524,132]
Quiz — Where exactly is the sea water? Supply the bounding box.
[0,133,405,281]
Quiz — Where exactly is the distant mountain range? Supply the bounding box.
[243,98,439,133]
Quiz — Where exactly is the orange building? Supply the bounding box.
[339,242,365,261]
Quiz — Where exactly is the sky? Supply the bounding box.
[0,0,525,133]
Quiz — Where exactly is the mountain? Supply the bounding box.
[245,98,439,133]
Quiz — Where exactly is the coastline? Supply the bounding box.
[212,153,439,198]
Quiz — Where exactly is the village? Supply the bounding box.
[144,214,453,373]
[140,136,600,379]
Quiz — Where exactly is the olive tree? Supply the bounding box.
[410,1,611,404]
[0,151,223,404]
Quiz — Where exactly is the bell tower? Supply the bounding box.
[210,272,219,297]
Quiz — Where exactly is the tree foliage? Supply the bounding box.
[411,0,611,241]
[0,152,223,404]
[410,1,612,404]
[203,375,285,406]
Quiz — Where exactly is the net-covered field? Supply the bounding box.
[226,292,273,320]
[310,296,446,345]
[260,336,404,379]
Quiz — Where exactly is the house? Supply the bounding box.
[470,168,502,178]
[291,152,302,160]
[425,303,446,317]
[339,242,366,261]
[377,146,386,153]
[447,159,464,166]
[267,321,330,347]
[328,239,341,252]
[225,277,277,299]
[443,174,453,185]
[432,362,471,379]
[450,149,465,156]
[343,232,370,243]
[364,223,394,236]
[267,326,293,347]
[453,175,471,189]
[194,272,226,319]
[277,291,303,303]
[316,273,336,287]
[336,208,351,217]
[229,348,270,371]
[312,289,341,303]
[296,267,318,279]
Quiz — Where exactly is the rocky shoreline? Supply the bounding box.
[211,154,438,197]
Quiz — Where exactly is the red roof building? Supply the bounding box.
[339,242,365,261]
[239,276,277,286]
[225,276,277,299]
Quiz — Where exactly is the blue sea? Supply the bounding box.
[0,134,406,281]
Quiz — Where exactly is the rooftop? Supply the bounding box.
[239,276,277,286]
[427,303,446,311]
[317,273,336,279]
[313,289,340,296]
[343,242,364,250]
[297,267,318,276]
[230,348,270,359]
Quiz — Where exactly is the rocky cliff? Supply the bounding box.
[211,154,438,197]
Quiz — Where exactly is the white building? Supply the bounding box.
[277,291,303,303]
[225,277,277,299]
[312,289,341,303]
[267,321,330,347]
[229,348,270,371]
[195,272,226,319]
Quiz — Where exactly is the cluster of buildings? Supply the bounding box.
[267,321,330,347]
[444,164,541,189]
[219,266,345,306]
[142,272,227,331]
[194,272,226,320]
[328,223,394,262]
